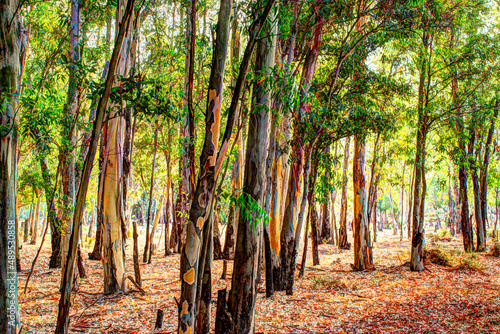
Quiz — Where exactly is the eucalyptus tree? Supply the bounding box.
[55,0,137,331]
[0,1,23,331]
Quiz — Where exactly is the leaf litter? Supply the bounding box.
[17,230,500,333]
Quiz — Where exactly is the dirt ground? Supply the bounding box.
[17,229,500,333]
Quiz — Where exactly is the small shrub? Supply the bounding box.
[429,228,453,243]
[424,247,452,267]
[311,276,357,291]
[454,255,487,274]
[488,243,500,257]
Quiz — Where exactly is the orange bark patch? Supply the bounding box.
[196,217,204,230]
[180,326,192,334]
[180,300,189,317]
[183,268,195,285]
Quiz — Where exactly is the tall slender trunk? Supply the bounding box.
[226,30,273,326]
[24,201,32,243]
[320,148,331,241]
[372,187,378,243]
[30,192,41,244]
[132,218,141,286]
[478,102,497,248]
[494,188,499,239]
[450,29,473,252]
[0,0,22,330]
[222,5,241,261]
[180,0,197,255]
[469,129,485,251]
[447,158,455,235]
[399,169,405,242]
[178,1,232,332]
[55,1,136,330]
[389,187,398,235]
[407,164,416,239]
[331,191,338,245]
[143,121,158,262]
[353,136,373,271]
[164,148,172,256]
[179,0,275,330]
[60,0,80,284]
[40,157,62,267]
[279,12,323,293]
[309,163,320,266]
[339,137,351,249]
[410,31,430,271]
[148,197,163,263]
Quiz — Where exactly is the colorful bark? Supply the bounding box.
[279,9,323,294]
[477,103,497,251]
[226,16,274,329]
[55,1,136,331]
[338,137,351,249]
[353,136,373,271]
[60,0,80,280]
[180,0,197,255]
[469,129,485,251]
[101,1,140,293]
[0,1,21,331]
[144,121,158,263]
[178,1,232,332]
[410,31,430,271]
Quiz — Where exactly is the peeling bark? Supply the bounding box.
[0,1,22,331]
[338,137,351,249]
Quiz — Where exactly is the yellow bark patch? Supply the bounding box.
[180,300,189,317]
[196,217,204,230]
[183,268,195,285]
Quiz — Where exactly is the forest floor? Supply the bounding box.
[18,228,500,333]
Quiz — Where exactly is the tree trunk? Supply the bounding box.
[213,206,223,260]
[164,167,172,256]
[148,198,163,263]
[389,187,398,236]
[55,1,136,330]
[30,192,41,244]
[320,149,331,242]
[353,136,373,271]
[338,137,351,249]
[407,164,416,239]
[331,191,338,245]
[180,0,197,259]
[372,187,378,243]
[410,31,431,271]
[299,201,311,278]
[447,158,455,235]
[311,204,320,266]
[451,31,474,252]
[226,20,273,330]
[178,1,232,331]
[0,0,22,330]
[132,219,141,287]
[143,121,159,263]
[279,13,323,294]
[60,0,81,288]
[399,183,404,241]
[178,0,275,331]
[470,130,485,251]
[494,188,499,239]
[222,5,242,262]
[24,203,32,243]
[478,102,497,248]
